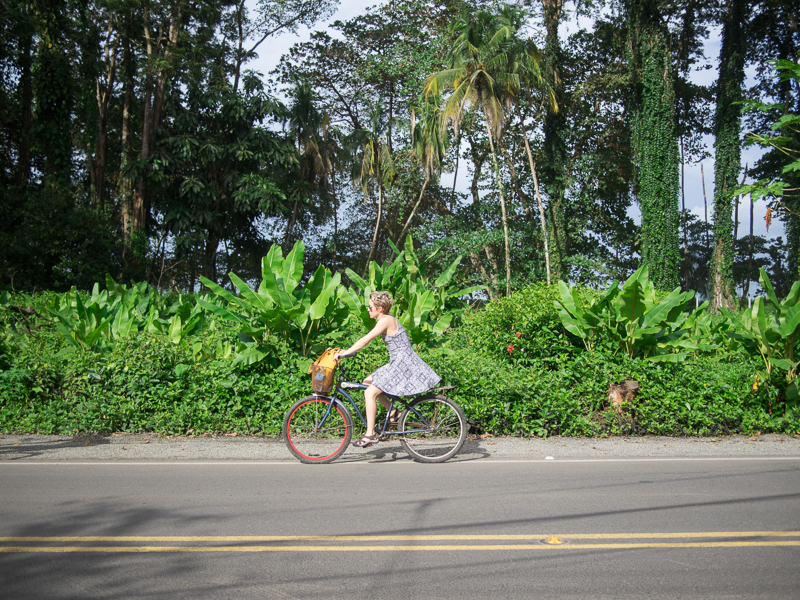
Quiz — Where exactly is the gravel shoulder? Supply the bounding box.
[1,432,799,462]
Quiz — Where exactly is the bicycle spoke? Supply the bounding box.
[400,395,466,463]
[283,397,352,463]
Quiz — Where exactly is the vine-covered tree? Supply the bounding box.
[709,0,747,310]
[625,0,681,290]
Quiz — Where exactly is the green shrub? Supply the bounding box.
[1,285,798,438]
[449,283,588,367]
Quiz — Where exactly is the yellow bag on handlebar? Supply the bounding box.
[308,347,340,394]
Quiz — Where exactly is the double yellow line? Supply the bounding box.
[1,532,798,553]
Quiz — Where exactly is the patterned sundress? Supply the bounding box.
[371,317,441,396]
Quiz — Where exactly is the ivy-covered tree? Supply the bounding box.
[625,0,681,290]
[709,0,747,310]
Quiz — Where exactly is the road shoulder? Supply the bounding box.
[1,433,798,462]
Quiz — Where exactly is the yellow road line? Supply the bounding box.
[0,541,799,553]
[1,532,798,543]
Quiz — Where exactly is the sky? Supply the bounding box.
[246,0,780,243]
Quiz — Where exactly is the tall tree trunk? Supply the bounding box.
[331,167,339,270]
[627,0,681,290]
[205,234,219,284]
[709,0,746,310]
[745,196,753,300]
[233,0,245,93]
[397,171,430,245]
[540,0,567,282]
[119,22,135,254]
[451,131,461,203]
[701,162,709,248]
[482,111,512,297]
[93,20,118,212]
[467,151,500,297]
[133,2,184,237]
[284,199,299,249]
[519,125,552,285]
[681,136,687,289]
[500,145,534,221]
[365,184,383,273]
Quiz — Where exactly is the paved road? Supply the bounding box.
[2,432,799,461]
[1,440,799,599]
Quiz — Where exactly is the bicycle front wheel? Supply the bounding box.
[399,394,467,463]
[283,396,353,464]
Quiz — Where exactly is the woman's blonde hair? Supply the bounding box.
[369,291,393,314]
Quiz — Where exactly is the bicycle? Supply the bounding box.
[282,359,467,464]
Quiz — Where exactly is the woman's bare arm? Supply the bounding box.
[334,318,391,361]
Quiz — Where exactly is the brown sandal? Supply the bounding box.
[388,408,400,426]
[353,434,378,448]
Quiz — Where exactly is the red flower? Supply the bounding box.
[516,331,521,338]
[507,345,514,354]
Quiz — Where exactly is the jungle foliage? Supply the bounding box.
[1,262,799,437]
[1,2,800,438]
[1,0,797,299]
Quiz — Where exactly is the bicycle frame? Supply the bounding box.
[312,363,431,438]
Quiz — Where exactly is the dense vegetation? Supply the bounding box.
[1,0,798,300]
[1,2,799,438]
[2,253,799,437]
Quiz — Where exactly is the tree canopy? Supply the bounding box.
[0,0,795,301]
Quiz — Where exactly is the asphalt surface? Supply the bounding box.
[1,432,798,461]
[3,433,799,599]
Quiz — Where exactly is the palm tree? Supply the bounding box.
[285,78,342,257]
[285,78,326,248]
[346,100,396,270]
[515,37,557,285]
[424,7,530,296]
[398,91,448,244]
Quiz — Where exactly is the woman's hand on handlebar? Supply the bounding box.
[333,350,346,362]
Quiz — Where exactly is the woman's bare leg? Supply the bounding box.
[363,382,390,437]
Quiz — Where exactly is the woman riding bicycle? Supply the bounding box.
[333,291,440,448]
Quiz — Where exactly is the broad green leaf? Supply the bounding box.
[432,313,453,335]
[768,357,794,371]
[778,301,800,338]
[264,244,283,278]
[640,287,687,330]
[617,266,647,324]
[784,280,800,312]
[556,281,582,319]
[169,316,182,344]
[199,276,238,305]
[233,345,273,366]
[196,297,247,324]
[309,274,340,321]
[282,240,305,293]
[387,237,401,256]
[555,309,586,339]
[630,325,661,338]
[434,255,462,288]
[368,261,378,289]
[307,264,327,304]
[345,268,369,291]
[786,383,799,409]
[264,267,296,312]
[759,268,781,310]
[229,273,268,312]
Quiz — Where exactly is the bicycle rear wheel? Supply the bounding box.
[399,394,467,463]
[283,396,353,464]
